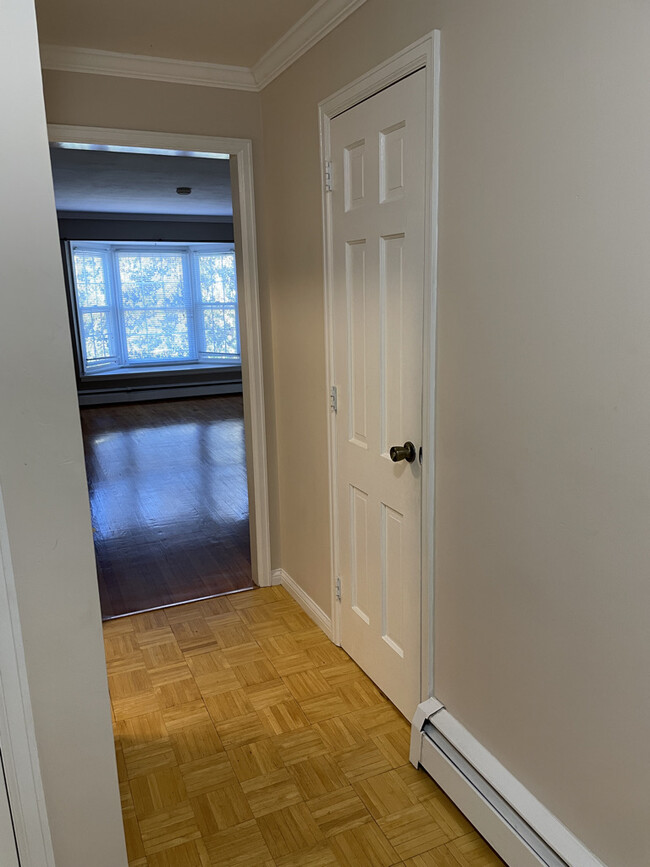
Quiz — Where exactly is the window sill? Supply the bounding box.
[80,361,241,381]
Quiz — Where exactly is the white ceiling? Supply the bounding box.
[35,0,317,68]
[49,147,233,217]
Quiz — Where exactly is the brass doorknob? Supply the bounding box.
[389,441,416,463]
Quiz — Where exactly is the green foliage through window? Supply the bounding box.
[71,243,240,373]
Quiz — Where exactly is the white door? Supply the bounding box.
[331,69,426,718]
[0,752,20,867]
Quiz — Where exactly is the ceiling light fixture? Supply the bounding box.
[176,187,192,195]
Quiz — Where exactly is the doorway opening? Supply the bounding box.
[47,128,271,619]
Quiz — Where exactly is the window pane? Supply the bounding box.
[73,253,107,307]
[199,253,237,303]
[118,254,185,307]
[123,310,190,361]
[82,311,112,362]
[203,306,239,355]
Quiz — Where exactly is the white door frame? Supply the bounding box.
[319,32,440,702]
[47,125,272,588]
[0,487,56,866]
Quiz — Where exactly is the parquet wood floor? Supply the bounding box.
[81,396,253,619]
[105,585,506,866]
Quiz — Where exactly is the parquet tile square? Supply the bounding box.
[179,754,236,798]
[354,769,419,819]
[222,642,265,666]
[191,783,253,834]
[131,610,170,633]
[146,839,210,867]
[161,700,212,733]
[185,650,240,696]
[169,721,223,764]
[300,691,350,723]
[257,802,324,859]
[287,754,349,799]
[198,595,235,617]
[314,714,368,752]
[374,727,414,769]
[245,678,293,710]
[271,650,316,676]
[274,842,340,867]
[257,698,310,735]
[214,712,271,749]
[151,665,202,709]
[203,688,253,723]
[104,631,140,661]
[328,821,400,867]
[104,585,504,867]
[228,738,285,782]
[241,768,303,817]
[130,766,189,820]
[203,819,273,866]
[257,634,302,659]
[233,658,280,687]
[122,812,146,863]
[447,831,507,865]
[307,786,372,837]
[423,794,474,840]
[124,740,177,779]
[273,727,330,766]
[377,803,450,860]
[335,740,394,783]
[284,669,331,702]
[117,710,168,748]
[338,677,386,710]
[210,621,255,649]
[170,619,221,656]
[141,640,186,671]
[138,802,201,855]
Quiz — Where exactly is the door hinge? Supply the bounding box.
[336,576,342,602]
[329,385,338,413]
[324,159,333,193]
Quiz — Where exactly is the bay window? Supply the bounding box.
[69,242,240,374]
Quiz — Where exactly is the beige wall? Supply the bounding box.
[41,70,283,568]
[261,1,650,865]
[0,2,127,863]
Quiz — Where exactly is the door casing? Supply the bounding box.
[319,32,440,704]
[46,126,272,589]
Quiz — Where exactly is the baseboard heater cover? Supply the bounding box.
[410,699,607,867]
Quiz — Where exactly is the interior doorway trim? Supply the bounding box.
[47,125,272,588]
[318,32,440,701]
[0,487,56,866]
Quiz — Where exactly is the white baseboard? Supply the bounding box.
[411,701,607,867]
[271,569,333,640]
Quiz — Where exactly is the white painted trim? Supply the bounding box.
[252,0,366,89]
[0,488,55,867]
[39,0,367,92]
[412,702,607,867]
[40,44,257,91]
[271,569,333,639]
[47,125,272,588]
[319,32,440,695]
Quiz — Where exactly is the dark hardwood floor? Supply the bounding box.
[80,395,253,619]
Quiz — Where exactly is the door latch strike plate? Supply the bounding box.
[330,385,338,413]
[336,576,342,601]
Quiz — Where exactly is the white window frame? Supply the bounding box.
[69,241,240,374]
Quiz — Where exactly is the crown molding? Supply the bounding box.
[39,44,257,91]
[251,0,366,89]
[39,0,367,92]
